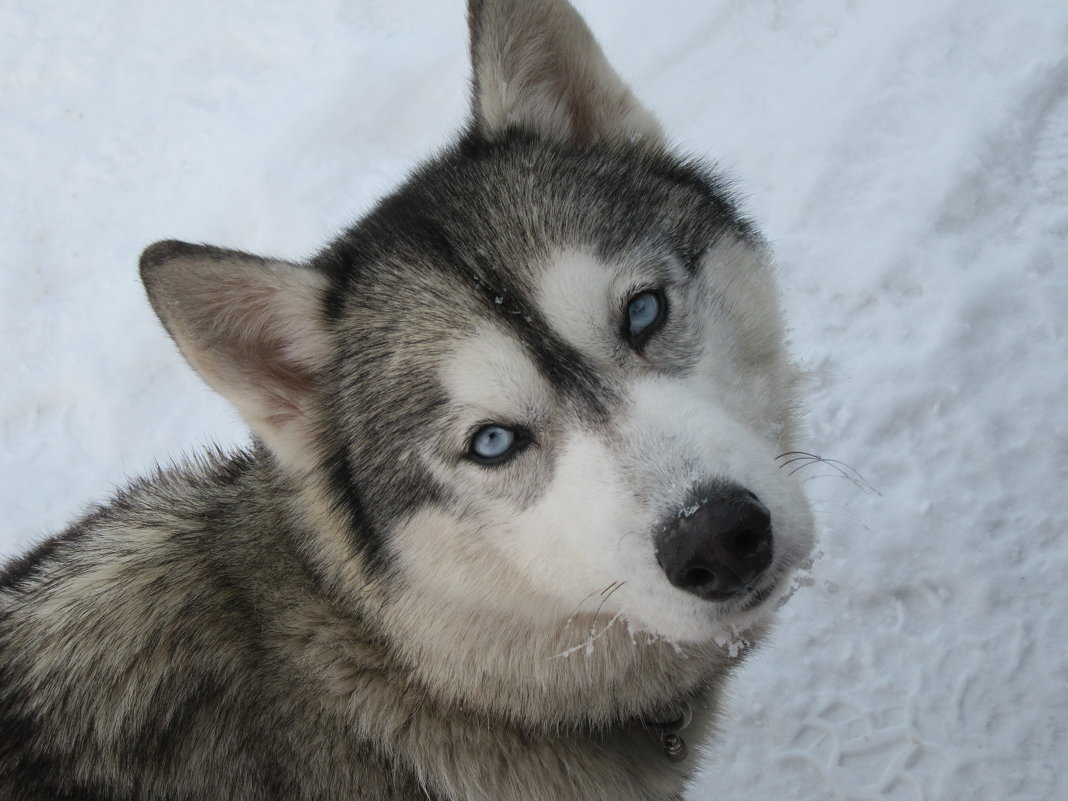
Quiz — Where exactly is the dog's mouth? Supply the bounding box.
[735,576,779,611]
[707,566,788,617]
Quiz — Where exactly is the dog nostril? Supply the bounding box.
[732,528,764,558]
[683,566,716,589]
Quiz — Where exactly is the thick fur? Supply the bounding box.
[0,2,814,799]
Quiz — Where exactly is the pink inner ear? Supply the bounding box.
[208,278,323,424]
[141,241,329,468]
[163,260,327,436]
[241,338,319,428]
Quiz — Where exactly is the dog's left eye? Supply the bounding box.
[468,424,531,466]
[624,289,667,350]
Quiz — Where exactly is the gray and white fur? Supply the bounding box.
[0,1,815,799]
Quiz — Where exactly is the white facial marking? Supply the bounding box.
[505,431,637,599]
[440,326,551,428]
[535,249,621,358]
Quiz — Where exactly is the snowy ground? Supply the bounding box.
[2,1,1065,798]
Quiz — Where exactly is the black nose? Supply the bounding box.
[656,485,774,601]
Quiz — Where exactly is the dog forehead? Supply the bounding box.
[439,325,552,415]
[532,245,687,359]
[533,249,619,356]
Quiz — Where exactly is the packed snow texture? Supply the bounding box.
[2,1,1065,798]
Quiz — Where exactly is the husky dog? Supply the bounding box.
[0,1,814,799]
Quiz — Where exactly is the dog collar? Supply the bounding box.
[635,701,693,762]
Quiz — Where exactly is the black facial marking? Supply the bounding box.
[323,446,387,568]
[450,246,615,422]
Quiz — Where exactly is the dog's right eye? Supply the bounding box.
[467,424,531,466]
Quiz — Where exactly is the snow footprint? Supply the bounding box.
[779,701,944,800]
[1030,58,1068,206]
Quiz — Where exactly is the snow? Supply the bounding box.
[2,0,1065,798]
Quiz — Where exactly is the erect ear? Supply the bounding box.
[467,0,663,144]
[140,240,330,472]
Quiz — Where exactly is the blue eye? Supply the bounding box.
[625,289,666,349]
[628,293,659,330]
[468,425,530,465]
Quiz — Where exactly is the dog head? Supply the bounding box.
[141,0,813,651]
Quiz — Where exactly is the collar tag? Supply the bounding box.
[660,731,687,762]
[645,702,693,762]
